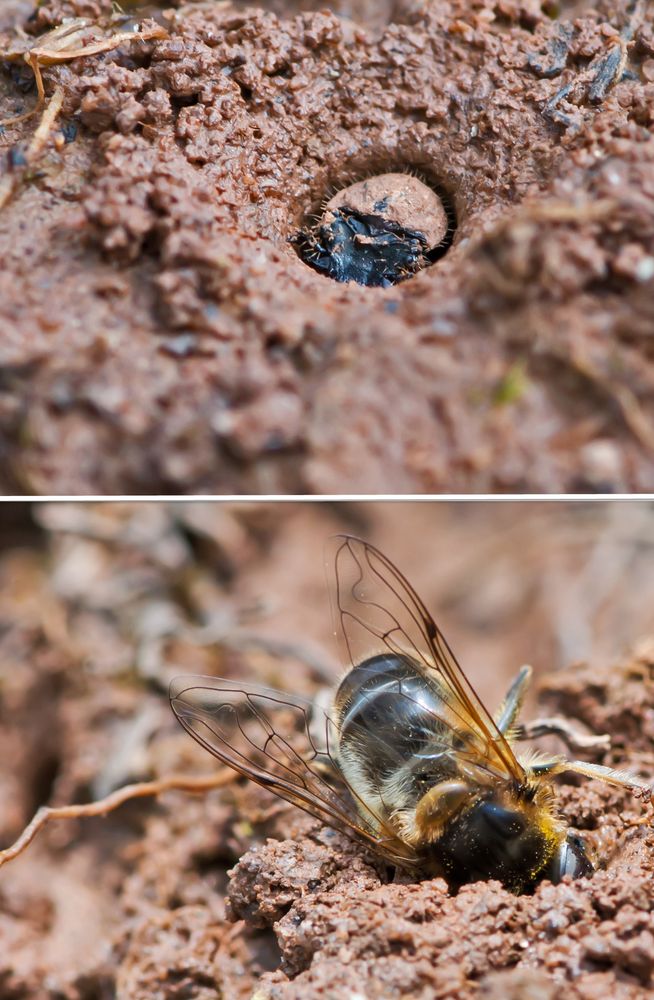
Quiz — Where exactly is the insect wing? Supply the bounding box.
[330,536,525,783]
[169,675,416,865]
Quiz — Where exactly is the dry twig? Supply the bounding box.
[551,346,654,455]
[0,84,64,211]
[1,16,167,125]
[0,769,234,870]
[0,14,167,210]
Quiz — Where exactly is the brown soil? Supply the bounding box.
[1,0,654,493]
[1,500,654,998]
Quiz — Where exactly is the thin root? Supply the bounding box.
[0,768,234,870]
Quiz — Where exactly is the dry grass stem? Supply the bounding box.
[0,769,235,870]
[1,15,167,125]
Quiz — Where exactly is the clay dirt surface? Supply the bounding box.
[1,0,654,493]
[1,500,654,998]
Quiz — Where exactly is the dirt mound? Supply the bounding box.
[227,644,654,998]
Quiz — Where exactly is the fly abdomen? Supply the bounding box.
[333,654,458,819]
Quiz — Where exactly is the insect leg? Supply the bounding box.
[494,665,532,734]
[414,781,471,841]
[513,717,610,754]
[528,757,651,799]
[498,666,611,754]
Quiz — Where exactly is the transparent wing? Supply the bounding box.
[330,535,525,783]
[169,675,419,866]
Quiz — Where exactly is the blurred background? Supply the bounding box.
[2,500,654,694]
[3,499,654,824]
[1,499,654,992]
[0,1,602,43]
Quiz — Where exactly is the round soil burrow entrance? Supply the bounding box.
[294,171,456,287]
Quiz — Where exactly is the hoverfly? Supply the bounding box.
[170,536,650,893]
